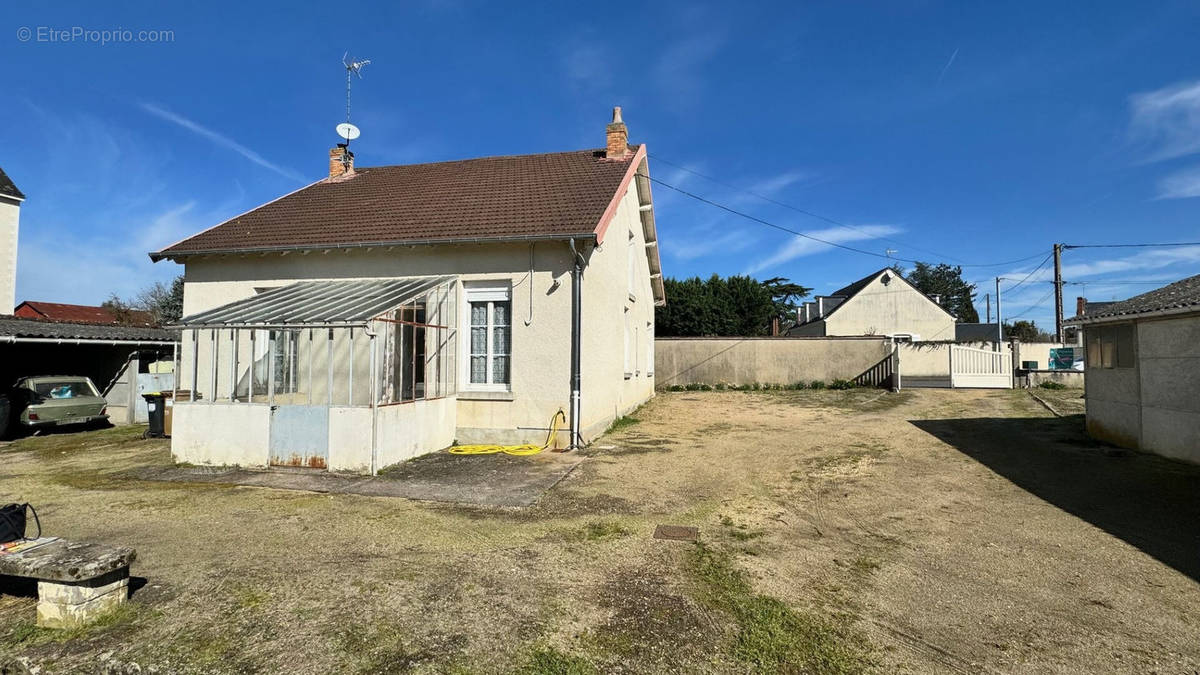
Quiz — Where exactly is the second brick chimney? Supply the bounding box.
[329,145,354,179]
[606,107,629,159]
[1076,296,1087,317]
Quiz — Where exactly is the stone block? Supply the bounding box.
[36,566,129,628]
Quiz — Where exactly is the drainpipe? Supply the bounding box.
[569,238,585,450]
[367,325,379,475]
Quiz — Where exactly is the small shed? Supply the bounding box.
[1065,274,1200,463]
[171,276,458,474]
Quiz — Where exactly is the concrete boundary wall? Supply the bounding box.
[654,337,891,387]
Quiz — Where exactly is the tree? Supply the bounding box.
[655,274,810,336]
[104,275,184,326]
[761,277,813,330]
[906,262,979,323]
[1003,320,1052,342]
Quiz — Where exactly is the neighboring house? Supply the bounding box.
[789,268,956,340]
[1063,296,1118,344]
[14,301,154,326]
[149,108,665,473]
[0,166,24,316]
[1064,274,1200,464]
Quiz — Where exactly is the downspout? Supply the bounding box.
[367,325,379,475]
[569,238,585,450]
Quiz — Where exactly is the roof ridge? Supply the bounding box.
[356,146,636,172]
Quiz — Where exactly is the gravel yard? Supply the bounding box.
[1,388,1197,673]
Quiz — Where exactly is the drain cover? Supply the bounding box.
[653,524,699,541]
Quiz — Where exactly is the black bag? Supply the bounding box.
[0,503,40,543]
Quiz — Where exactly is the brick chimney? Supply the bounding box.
[329,144,354,178]
[606,107,629,159]
[1076,296,1087,317]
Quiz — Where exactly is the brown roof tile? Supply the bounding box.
[14,301,154,326]
[152,147,641,259]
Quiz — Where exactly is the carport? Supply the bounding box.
[171,276,458,474]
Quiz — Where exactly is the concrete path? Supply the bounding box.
[133,451,583,507]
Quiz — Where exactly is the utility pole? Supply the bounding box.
[985,293,991,323]
[995,277,1003,344]
[1053,243,1064,344]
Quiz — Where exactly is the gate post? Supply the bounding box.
[948,344,955,389]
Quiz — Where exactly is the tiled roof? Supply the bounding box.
[0,316,178,342]
[797,268,954,327]
[14,301,153,326]
[0,166,24,200]
[151,147,641,259]
[1066,274,1200,324]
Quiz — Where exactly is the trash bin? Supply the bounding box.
[142,392,166,438]
[162,390,199,438]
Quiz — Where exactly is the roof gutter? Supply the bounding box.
[0,336,179,346]
[149,233,598,263]
[1064,304,1200,327]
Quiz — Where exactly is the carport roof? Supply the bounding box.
[177,276,456,328]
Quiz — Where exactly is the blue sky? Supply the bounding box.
[3,1,1200,330]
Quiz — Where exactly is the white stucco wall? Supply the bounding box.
[824,273,957,340]
[373,397,457,470]
[580,181,657,439]
[0,196,20,316]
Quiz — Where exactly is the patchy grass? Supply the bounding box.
[573,520,631,542]
[828,379,858,391]
[335,621,427,674]
[517,644,597,675]
[686,543,872,674]
[606,415,640,433]
[4,602,146,649]
[1037,380,1068,390]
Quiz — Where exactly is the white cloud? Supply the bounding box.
[140,103,306,182]
[1129,80,1200,162]
[1156,165,1200,199]
[745,224,903,274]
[1060,245,1200,279]
[668,230,756,261]
[744,170,812,198]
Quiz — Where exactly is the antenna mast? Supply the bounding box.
[336,53,370,163]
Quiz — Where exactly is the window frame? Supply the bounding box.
[461,282,513,392]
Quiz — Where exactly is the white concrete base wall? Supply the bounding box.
[375,397,457,470]
[328,407,373,473]
[172,403,271,467]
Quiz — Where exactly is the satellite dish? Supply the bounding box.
[336,123,361,141]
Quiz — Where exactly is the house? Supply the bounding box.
[1064,274,1200,464]
[149,108,665,473]
[789,268,957,340]
[1063,296,1118,344]
[0,166,23,316]
[14,301,154,326]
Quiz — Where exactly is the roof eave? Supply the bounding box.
[150,232,598,263]
[1064,304,1200,326]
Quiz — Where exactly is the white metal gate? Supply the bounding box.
[950,345,1012,389]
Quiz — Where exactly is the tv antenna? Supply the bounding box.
[337,53,371,149]
[885,248,898,258]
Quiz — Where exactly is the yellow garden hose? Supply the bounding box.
[449,410,566,456]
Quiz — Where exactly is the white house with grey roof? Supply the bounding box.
[1065,273,1200,464]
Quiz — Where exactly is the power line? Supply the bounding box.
[649,154,967,263]
[640,173,1048,269]
[1006,287,1056,320]
[1000,253,1053,294]
[1063,242,1200,249]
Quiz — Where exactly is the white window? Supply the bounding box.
[627,229,637,301]
[623,308,632,378]
[463,283,511,390]
[646,321,654,376]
